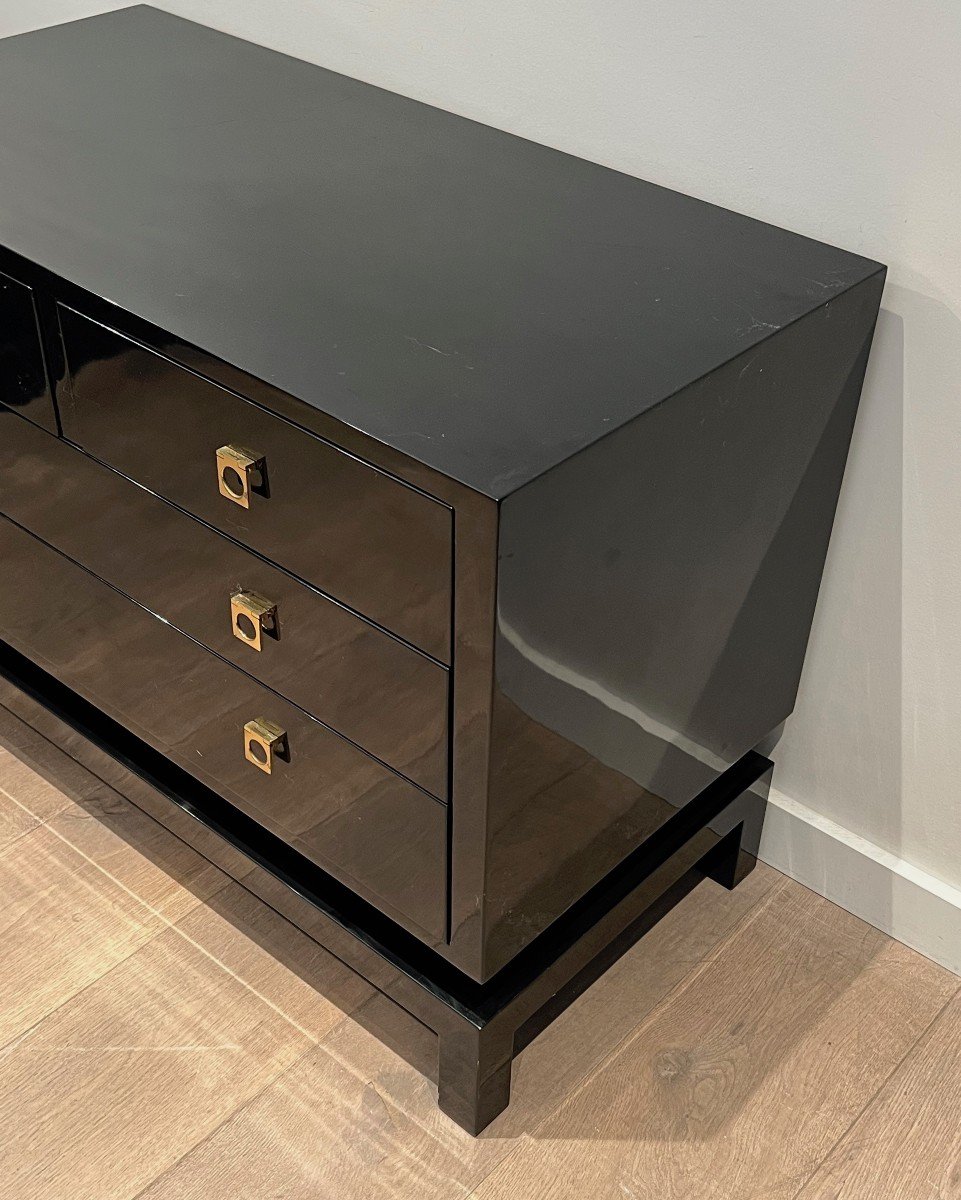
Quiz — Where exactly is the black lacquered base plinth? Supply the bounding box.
[0,640,770,1136]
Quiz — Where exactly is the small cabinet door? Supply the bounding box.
[0,271,57,433]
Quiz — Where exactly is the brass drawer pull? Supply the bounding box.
[216,444,267,508]
[244,717,287,774]
[230,590,278,652]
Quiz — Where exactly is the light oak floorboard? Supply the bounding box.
[0,709,230,915]
[0,771,45,853]
[2,744,961,1199]
[40,790,229,921]
[137,867,778,1195]
[0,744,236,1053]
[471,882,959,1200]
[0,746,75,850]
[0,810,190,1051]
[138,1043,487,1200]
[794,989,961,1199]
[0,712,116,823]
[0,917,317,1200]
[170,880,375,1042]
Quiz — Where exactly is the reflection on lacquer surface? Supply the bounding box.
[484,273,885,973]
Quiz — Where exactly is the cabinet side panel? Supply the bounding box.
[482,273,885,975]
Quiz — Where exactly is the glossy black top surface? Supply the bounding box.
[0,6,883,497]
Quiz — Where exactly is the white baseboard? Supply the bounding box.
[760,787,961,977]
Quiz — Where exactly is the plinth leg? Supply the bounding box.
[701,786,767,891]
[437,1023,513,1135]
[701,822,754,889]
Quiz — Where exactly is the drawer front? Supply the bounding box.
[1,271,57,434]
[0,513,447,940]
[58,306,452,661]
[0,408,448,798]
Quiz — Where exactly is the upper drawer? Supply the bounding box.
[0,271,57,434]
[57,306,452,661]
[0,512,447,941]
[0,408,448,799]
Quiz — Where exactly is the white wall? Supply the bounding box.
[3,1,961,967]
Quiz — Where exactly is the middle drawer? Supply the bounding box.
[0,407,448,799]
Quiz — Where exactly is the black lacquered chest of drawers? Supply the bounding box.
[0,6,884,1133]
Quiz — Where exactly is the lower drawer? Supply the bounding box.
[0,513,447,940]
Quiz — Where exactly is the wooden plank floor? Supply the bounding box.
[0,722,958,1200]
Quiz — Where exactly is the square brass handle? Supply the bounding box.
[230,590,278,652]
[244,718,287,774]
[216,444,267,509]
